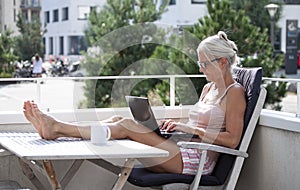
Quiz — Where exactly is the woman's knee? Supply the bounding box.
[110,115,124,122]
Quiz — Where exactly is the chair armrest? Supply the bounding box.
[177,141,248,158]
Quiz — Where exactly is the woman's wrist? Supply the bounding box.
[195,128,205,138]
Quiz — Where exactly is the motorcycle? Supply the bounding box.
[50,60,83,77]
[13,61,34,78]
[50,60,70,77]
[13,61,47,78]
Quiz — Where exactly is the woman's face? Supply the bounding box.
[198,52,222,82]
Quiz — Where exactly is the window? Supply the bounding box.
[32,0,39,7]
[274,28,281,51]
[78,6,90,20]
[169,0,176,5]
[14,9,16,22]
[49,37,53,54]
[161,0,175,5]
[62,7,68,21]
[59,36,64,55]
[31,10,40,22]
[191,0,207,4]
[284,0,300,4]
[44,11,50,23]
[43,37,46,54]
[68,36,86,55]
[53,9,59,22]
[22,11,28,22]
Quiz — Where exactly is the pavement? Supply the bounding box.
[0,80,85,112]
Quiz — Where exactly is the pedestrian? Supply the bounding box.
[32,53,43,78]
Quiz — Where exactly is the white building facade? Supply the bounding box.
[40,0,299,60]
[0,0,20,35]
[41,0,106,61]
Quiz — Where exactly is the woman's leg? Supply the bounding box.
[23,100,183,174]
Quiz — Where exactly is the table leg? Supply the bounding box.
[60,160,84,188]
[42,160,61,190]
[111,158,135,190]
[18,158,48,190]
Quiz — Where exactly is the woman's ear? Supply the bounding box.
[219,57,227,68]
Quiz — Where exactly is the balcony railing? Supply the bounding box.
[0,75,299,117]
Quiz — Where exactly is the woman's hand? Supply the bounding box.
[159,119,200,135]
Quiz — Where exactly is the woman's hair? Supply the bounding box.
[35,53,40,61]
[197,31,239,67]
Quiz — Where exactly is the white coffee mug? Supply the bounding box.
[90,124,110,145]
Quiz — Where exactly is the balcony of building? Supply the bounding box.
[0,75,299,190]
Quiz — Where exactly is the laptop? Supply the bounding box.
[125,96,185,138]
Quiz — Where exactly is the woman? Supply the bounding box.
[32,53,43,78]
[23,31,246,176]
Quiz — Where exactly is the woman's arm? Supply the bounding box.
[160,85,246,149]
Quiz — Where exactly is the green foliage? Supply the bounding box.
[0,30,18,76]
[232,0,283,30]
[186,0,285,110]
[82,0,170,108]
[15,13,45,61]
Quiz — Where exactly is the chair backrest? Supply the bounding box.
[210,67,263,185]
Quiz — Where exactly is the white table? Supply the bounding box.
[0,132,169,190]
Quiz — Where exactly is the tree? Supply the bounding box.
[232,0,282,30]
[187,0,285,110]
[82,0,170,108]
[0,30,18,77]
[15,13,45,61]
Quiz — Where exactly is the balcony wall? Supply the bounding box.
[0,108,299,190]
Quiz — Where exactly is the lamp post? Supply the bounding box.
[265,3,279,47]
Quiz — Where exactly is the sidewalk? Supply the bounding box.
[0,80,85,112]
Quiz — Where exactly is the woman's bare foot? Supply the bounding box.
[23,100,60,140]
[23,100,43,136]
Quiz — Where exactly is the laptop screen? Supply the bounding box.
[125,96,161,134]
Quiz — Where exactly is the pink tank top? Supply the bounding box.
[187,82,239,132]
[181,82,241,175]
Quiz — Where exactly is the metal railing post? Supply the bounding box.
[170,76,175,107]
[36,78,41,105]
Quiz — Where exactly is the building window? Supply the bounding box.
[59,36,64,55]
[78,6,90,20]
[68,36,86,55]
[14,9,16,22]
[53,9,59,22]
[62,7,69,21]
[169,0,176,5]
[32,10,40,22]
[49,37,53,54]
[43,37,46,55]
[284,0,300,4]
[22,11,28,22]
[191,0,207,4]
[32,0,39,7]
[44,11,50,23]
[274,28,282,51]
